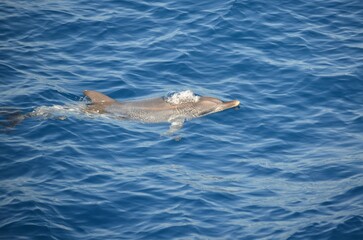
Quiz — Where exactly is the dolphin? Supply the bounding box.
[0,90,239,134]
[83,90,240,133]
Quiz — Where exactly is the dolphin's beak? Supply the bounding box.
[220,100,240,111]
[224,100,240,108]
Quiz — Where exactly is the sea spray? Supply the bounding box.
[163,90,200,105]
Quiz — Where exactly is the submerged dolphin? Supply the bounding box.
[84,90,240,133]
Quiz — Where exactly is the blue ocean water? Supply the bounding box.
[1,0,363,239]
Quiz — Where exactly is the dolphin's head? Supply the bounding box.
[196,97,240,116]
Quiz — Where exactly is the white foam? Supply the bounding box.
[30,104,86,119]
[164,90,200,105]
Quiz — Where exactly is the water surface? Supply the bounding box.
[1,0,363,239]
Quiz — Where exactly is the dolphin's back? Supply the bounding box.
[104,98,181,122]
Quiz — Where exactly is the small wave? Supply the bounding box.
[163,90,200,105]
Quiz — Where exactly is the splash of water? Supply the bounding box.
[163,90,200,105]
[30,104,87,120]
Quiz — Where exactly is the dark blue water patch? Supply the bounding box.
[321,186,363,207]
[288,216,363,240]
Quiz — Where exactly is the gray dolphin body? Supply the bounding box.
[84,90,240,133]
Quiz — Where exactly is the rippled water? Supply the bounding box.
[1,0,363,239]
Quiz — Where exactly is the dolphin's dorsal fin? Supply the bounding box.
[84,90,116,103]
